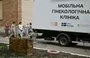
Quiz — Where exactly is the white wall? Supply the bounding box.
[21,0,33,25]
[0,1,2,20]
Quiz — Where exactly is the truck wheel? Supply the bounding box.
[58,34,71,46]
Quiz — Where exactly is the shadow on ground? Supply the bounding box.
[37,40,90,50]
[0,43,89,58]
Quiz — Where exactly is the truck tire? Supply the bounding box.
[57,33,71,46]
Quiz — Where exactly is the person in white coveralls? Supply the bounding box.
[18,22,24,38]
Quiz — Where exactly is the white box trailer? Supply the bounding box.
[32,0,90,46]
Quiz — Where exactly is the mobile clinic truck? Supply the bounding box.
[32,0,90,46]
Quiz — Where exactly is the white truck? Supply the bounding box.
[32,0,90,46]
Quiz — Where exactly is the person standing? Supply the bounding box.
[25,23,29,36]
[28,23,33,34]
[10,22,16,37]
[18,22,24,38]
[28,23,37,42]
[4,23,10,36]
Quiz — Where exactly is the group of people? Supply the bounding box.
[4,22,33,38]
